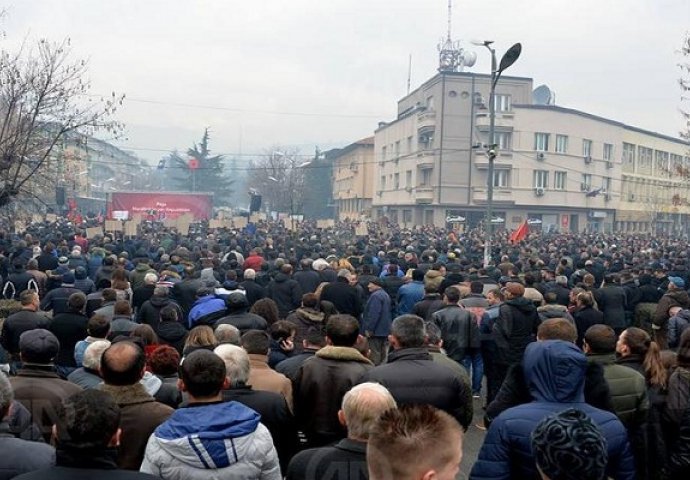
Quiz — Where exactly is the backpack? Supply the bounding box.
[2,277,38,300]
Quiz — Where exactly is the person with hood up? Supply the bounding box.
[266,264,302,319]
[654,276,690,349]
[155,305,189,355]
[73,266,95,295]
[470,340,635,480]
[140,349,281,479]
[130,261,156,291]
[285,293,325,354]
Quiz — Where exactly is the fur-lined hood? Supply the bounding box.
[100,382,156,406]
[315,346,372,365]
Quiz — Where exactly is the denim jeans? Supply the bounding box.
[462,350,484,394]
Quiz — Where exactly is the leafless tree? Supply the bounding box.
[247,147,305,215]
[0,36,123,212]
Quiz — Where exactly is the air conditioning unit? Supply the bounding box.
[405,186,413,193]
[536,152,545,161]
[606,161,613,169]
[628,192,636,201]
[584,155,593,164]
[534,187,545,197]
[376,190,383,196]
[580,183,590,192]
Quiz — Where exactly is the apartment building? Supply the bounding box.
[332,137,375,221]
[365,70,689,233]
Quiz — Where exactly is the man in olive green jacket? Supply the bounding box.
[583,324,648,428]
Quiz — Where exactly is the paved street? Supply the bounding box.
[458,396,487,479]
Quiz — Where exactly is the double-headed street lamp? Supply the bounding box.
[471,40,522,267]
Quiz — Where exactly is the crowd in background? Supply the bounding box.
[0,217,689,479]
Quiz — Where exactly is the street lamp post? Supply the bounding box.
[473,41,522,267]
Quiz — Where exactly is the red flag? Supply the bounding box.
[510,220,529,243]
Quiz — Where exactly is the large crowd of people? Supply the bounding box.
[0,216,690,479]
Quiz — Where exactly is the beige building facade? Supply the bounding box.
[363,71,689,233]
[332,137,375,221]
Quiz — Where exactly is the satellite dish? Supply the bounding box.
[462,51,477,67]
[533,85,555,105]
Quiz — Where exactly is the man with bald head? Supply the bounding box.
[100,341,174,470]
[287,382,397,479]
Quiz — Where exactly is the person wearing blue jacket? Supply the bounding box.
[470,340,635,480]
[362,278,392,365]
[187,286,226,328]
[396,269,425,315]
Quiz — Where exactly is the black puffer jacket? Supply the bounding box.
[285,307,325,354]
[359,347,473,430]
[156,321,188,355]
[136,296,183,334]
[320,279,362,318]
[267,273,302,318]
[494,296,538,366]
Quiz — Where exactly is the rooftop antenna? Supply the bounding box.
[407,54,412,94]
[437,0,476,73]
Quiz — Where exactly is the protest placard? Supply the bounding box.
[105,220,122,232]
[86,227,103,239]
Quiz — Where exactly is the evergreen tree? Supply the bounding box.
[164,129,233,204]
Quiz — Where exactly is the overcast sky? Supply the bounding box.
[2,0,689,164]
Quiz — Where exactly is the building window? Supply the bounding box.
[603,176,611,192]
[394,141,400,159]
[381,146,387,161]
[533,170,549,189]
[638,146,653,170]
[380,175,386,190]
[406,170,412,188]
[419,131,434,150]
[407,136,413,154]
[493,170,509,188]
[421,168,432,186]
[655,150,669,176]
[394,173,400,189]
[603,143,613,162]
[494,131,512,150]
[555,135,568,154]
[554,171,567,190]
[534,133,549,152]
[671,154,684,175]
[426,96,434,110]
[581,173,592,190]
[403,209,413,223]
[494,94,511,112]
[623,143,636,169]
[582,139,592,157]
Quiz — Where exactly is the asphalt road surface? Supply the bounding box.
[458,396,488,479]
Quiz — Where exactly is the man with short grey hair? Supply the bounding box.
[287,382,397,480]
[0,374,55,479]
[239,268,266,307]
[359,315,473,430]
[215,324,241,346]
[67,340,111,389]
[132,272,159,313]
[215,344,298,472]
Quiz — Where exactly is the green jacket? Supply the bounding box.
[587,352,649,429]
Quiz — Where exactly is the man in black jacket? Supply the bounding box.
[12,389,159,480]
[239,268,266,307]
[136,286,183,334]
[0,290,50,366]
[493,282,539,391]
[214,292,267,333]
[359,314,473,430]
[293,259,321,295]
[49,292,89,377]
[215,343,299,473]
[267,264,302,318]
[594,274,627,335]
[320,269,363,318]
[287,382,397,480]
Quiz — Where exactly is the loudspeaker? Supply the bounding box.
[250,194,262,213]
[56,187,66,205]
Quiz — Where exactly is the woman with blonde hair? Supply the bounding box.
[182,325,218,357]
